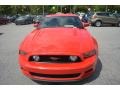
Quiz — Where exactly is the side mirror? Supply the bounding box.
[83,22,90,27]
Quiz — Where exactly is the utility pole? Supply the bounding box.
[43,5,44,16]
[73,6,76,13]
[57,5,58,12]
[70,5,71,13]
[106,5,108,12]
[37,8,39,15]
[60,5,62,13]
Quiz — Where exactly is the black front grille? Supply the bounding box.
[29,55,82,63]
[30,72,80,78]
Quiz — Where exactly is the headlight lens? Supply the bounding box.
[19,50,27,55]
[32,55,40,62]
[69,56,78,62]
[83,49,96,59]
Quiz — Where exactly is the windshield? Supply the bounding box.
[17,16,26,20]
[40,16,83,29]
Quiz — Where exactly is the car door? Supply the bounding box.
[106,14,118,24]
[26,16,31,23]
[99,13,111,24]
[97,13,110,24]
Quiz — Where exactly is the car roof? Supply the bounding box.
[46,13,78,17]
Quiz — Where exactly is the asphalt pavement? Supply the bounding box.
[0,23,120,85]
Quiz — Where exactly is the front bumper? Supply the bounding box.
[19,56,97,82]
[15,20,25,25]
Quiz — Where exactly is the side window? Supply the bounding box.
[108,13,117,17]
[97,13,110,17]
[105,13,110,16]
[112,14,119,18]
[108,13,113,17]
[25,17,29,19]
[97,13,105,16]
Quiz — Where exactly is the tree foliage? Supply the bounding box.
[0,5,120,15]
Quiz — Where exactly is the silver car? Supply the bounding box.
[90,12,120,27]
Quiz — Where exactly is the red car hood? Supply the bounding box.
[20,27,95,55]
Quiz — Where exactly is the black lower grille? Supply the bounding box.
[30,72,80,78]
[29,55,82,63]
[85,68,93,73]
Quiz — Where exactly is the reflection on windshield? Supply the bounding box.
[40,16,83,29]
[17,16,25,20]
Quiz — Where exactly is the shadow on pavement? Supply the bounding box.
[91,24,117,27]
[32,58,102,85]
[0,33,3,35]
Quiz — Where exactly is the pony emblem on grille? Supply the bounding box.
[50,57,60,60]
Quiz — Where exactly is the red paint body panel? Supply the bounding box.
[19,14,98,82]
[46,13,78,17]
[20,28,95,54]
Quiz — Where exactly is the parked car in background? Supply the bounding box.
[76,12,85,20]
[33,15,44,24]
[31,15,37,20]
[76,12,90,23]
[10,14,21,22]
[81,14,89,23]
[79,13,85,20]
[6,16,12,23]
[0,16,9,25]
[112,13,120,18]
[90,12,120,27]
[14,15,33,25]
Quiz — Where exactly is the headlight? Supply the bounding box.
[19,50,27,55]
[32,55,40,62]
[83,49,96,59]
[69,56,78,62]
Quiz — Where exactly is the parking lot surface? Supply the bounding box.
[0,23,120,85]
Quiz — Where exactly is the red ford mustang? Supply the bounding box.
[19,13,98,82]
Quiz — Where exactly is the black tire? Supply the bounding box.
[111,24,115,26]
[94,20,102,27]
[15,23,18,25]
[91,23,94,26]
[117,22,120,27]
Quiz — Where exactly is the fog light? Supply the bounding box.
[69,56,78,62]
[32,56,40,62]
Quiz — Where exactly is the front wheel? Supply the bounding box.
[94,21,102,27]
[15,23,18,25]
